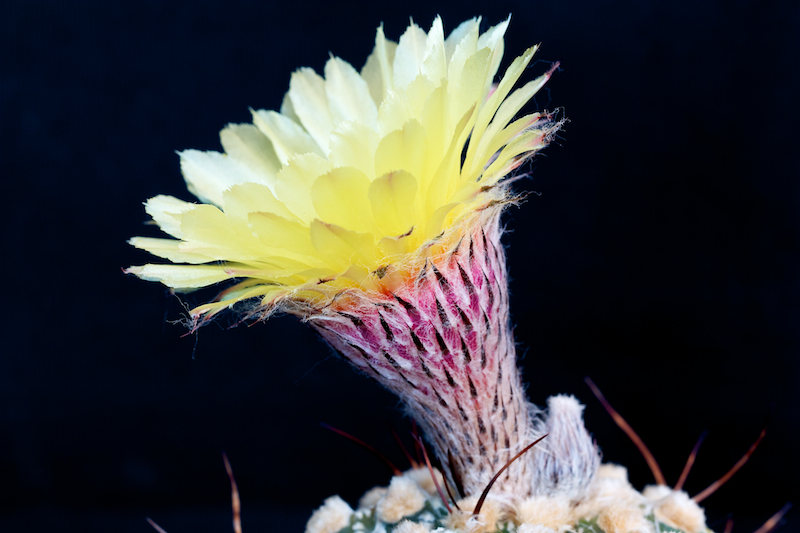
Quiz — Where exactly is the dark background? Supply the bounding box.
[1,1,798,532]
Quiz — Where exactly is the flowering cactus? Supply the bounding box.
[126,16,749,533]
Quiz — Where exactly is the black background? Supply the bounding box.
[1,1,798,532]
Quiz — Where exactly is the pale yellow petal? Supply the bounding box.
[424,106,474,212]
[392,20,427,90]
[369,170,418,236]
[219,123,281,181]
[446,20,480,95]
[476,16,510,88]
[470,58,546,167]
[482,129,549,182]
[279,90,301,124]
[222,182,302,224]
[128,237,213,264]
[178,204,262,261]
[309,220,378,272]
[377,74,435,136]
[424,202,459,240]
[444,17,479,63]
[126,264,233,289]
[328,121,379,179]
[462,46,537,177]
[251,109,324,165]
[361,24,397,104]
[374,120,427,184]
[324,56,378,130]
[179,149,266,206]
[248,211,317,257]
[273,153,332,223]
[420,16,446,85]
[311,167,376,233]
[144,195,195,239]
[450,47,490,129]
[419,84,448,167]
[288,67,334,153]
[466,113,542,186]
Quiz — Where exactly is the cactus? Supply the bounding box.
[126,15,780,533]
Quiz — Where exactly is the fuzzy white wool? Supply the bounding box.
[531,395,600,498]
[573,463,644,521]
[376,475,427,523]
[305,495,353,533]
[515,495,573,530]
[393,519,432,533]
[596,503,653,533]
[447,496,503,533]
[358,485,388,509]
[403,466,445,497]
[517,525,557,533]
[644,486,707,533]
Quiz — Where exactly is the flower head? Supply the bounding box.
[127,16,559,322]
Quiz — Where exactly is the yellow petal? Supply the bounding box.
[144,195,195,239]
[126,264,233,289]
[361,24,397,104]
[328,121,379,179]
[462,46,537,177]
[477,16,510,89]
[310,167,375,233]
[369,170,418,236]
[178,204,261,261]
[247,211,317,257]
[444,17,480,64]
[451,47,489,129]
[179,149,265,206]
[392,20,427,90]
[324,56,378,130]
[482,129,549,182]
[219,123,281,181]
[470,60,546,169]
[223,182,302,224]
[309,220,377,271]
[128,237,212,264]
[288,67,334,153]
[273,153,332,223]
[420,16,446,85]
[251,109,324,165]
[374,120,427,185]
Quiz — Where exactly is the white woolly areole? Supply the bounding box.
[403,466,445,497]
[376,475,427,523]
[515,495,573,531]
[393,519,433,533]
[596,462,629,480]
[531,395,600,498]
[445,495,504,533]
[358,485,388,509]
[305,495,353,533]
[596,502,653,533]
[517,525,557,533]
[644,485,707,533]
[573,462,644,520]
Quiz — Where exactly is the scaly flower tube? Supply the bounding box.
[127,16,602,511]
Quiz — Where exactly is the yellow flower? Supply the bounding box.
[127,16,559,321]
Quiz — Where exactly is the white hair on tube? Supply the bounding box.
[531,394,601,497]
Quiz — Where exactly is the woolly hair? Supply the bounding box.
[375,476,427,523]
[531,395,601,497]
[309,203,541,499]
[393,520,433,533]
[643,485,707,533]
[305,496,353,533]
